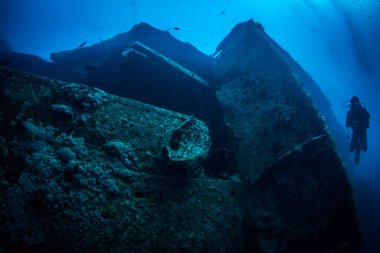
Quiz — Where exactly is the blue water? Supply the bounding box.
[1,0,380,252]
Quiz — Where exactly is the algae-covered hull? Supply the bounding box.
[0,68,244,253]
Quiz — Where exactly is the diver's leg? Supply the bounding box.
[361,130,368,152]
[354,146,360,165]
[350,131,359,153]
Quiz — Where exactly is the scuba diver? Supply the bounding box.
[345,96,370,165]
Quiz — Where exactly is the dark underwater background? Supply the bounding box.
[1,0,380,252]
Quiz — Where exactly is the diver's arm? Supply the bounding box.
[364,108,370,128]
[365,108,370,120]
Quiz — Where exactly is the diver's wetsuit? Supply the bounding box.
[346,102,370,153]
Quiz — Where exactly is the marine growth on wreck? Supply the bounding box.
[0,20,361,253]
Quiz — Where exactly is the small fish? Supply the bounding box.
[173,27,180,31]
[77,41,87,48]
[221,11,225,15]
